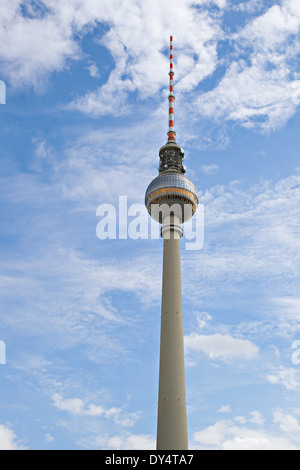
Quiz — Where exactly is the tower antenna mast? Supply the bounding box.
[168,36,176,143]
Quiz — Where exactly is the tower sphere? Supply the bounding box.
[145,143,198,224]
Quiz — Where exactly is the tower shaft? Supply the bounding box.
[156,221,188,450]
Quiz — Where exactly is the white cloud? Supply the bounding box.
[273,409,300,434]
[53,393,87,415]
[230,0,265,13]
[201,164,219,175]
[0,425,25,450]
[195,312,213,330]
[238,0,300,49]
[183,172,300,323]
[272,297,300,335]
[197,60,300,132]
[267,366,300,391]
[32,119,161,207]
[0,0,223,104]
[234,416,247,424]
[249,411,264,425]
[44,433,54,444]
[185,333,259,362]
[0,0,81,89]
[102,432,155,450]
[1,0,300,132]
[52,393,139,427]
[202,0,228,8]
[218,405,232,413]
[81,432,155,450]
[87,63,100,79]
[0,240,162,362]
[193,420,228,447]
[193,418,300,449]
[66,71,136,117]
[196,0,300,131]
[67,0,224,116]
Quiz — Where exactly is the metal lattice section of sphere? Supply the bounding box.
[145,173,198,223]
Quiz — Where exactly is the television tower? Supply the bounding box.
[145,36,198,450]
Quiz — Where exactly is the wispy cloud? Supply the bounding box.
[230,0,265,13]
[0,0,223,99]
[2,1,299,133]
[66,0,224,116]
[0,246,162,364]
[271,297,300,336]
[196,0,300,131]
[201,164,219,175]
[183,172,300,312]
[267,366,300,391]
[249,411,265,425]
[0,1,81,90]
[53,393,139,427]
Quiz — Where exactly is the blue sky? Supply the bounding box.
[0,0,300,450]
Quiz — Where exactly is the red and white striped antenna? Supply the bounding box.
[168,35,176,143]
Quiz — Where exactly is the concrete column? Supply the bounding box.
[156,216,188,450]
